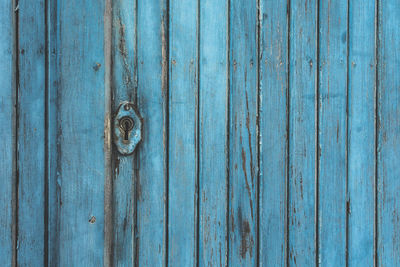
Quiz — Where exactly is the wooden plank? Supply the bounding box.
[136,0,168,265]
[377,0,400,265]
[259,0,289,265]
[168,0,199,265]
[111,0,137,265]
[229,0,258,265]
[0,1,16,266]
[47,0,61,265]
[17,0,46,265]
[347,0,376,265]
[317,1,348,265]
[58,0,105,265]
[288,0,317,265]
[198,0,228,266]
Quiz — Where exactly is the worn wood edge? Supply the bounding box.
[161,1,169,266]
[104,0,113,265]
[12,0,18,265]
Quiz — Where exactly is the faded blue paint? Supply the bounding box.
[0,0,399,266]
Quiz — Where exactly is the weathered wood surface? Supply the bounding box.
[0,1,16,266]
[348,0,376,265]
[229,0,259,265]
[318,1,348,265]
[111,0,137,265]
[136,0,168,265]
[17,1,46,265]
[288,0,317,265]
[377,0,400,265]
[259,0,289,265]
[1,0,400,266]
[198,0,229,266]
[168,0,199,266]
[57,0,106,265]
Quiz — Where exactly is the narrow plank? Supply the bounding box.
[136,0,168,265]
[259,0,289,265]
[229,0,258,265]
[0,1,16,265]
[318,1,348,265]
[377,0,400,265]
[58,0,105,265]
[288,0,317,265]
[17,0,46,265]
[347,0,376,265]
[168,0,199,265]
[111,0,137,265]
[198,0,228,265]
[47,0,61,264]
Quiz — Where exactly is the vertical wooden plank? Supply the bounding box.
[58,0,105,265]
[111,0,137,265]
[288,0,317,266]
[347,0,376,265]
[318,1,348,265]
[168,0,198,265]
[17,0,46,265]
[198,0,228,266]
[136,0,168,265]
[259,0,289,265]
[47,0,61,265]
[377,0,400,265]
[229,0,258,265]
[0,1,16,265]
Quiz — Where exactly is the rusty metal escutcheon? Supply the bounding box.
[113,102,142,155]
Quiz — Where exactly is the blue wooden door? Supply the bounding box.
[1,0,399,266]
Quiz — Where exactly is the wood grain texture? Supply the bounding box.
[58,0,105,265]
[377,0,400,265]
[318,1,348,265]
[347,0,376,265]
[229,0,258,265]
[198,0,229,266]
[0,1,16,265]
[168,0,199,266]
[47,0,61,265]
[111,0,137,265]
[288,0,317,265]
[259,0,289,265]
[17,0,46,265]
[136,0,168,265]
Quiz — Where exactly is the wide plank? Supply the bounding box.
[347,0,376,265]
[136,0,168,265]
[168,0,199,265]
[377,0,400,265]
[0,1,16,266]
[58,0,106,265]
[288,0,317,265]
[318,1,348,265]
[17,0,46,265]
[259,0,289,265]
[229,0,259,265]
[198,0,229,266]
[111,0,137,265]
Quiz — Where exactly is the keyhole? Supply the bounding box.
[119,116,134,141]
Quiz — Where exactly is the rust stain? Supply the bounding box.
[241,146,253,220]
[93,62,101,71]
[161,11,168,96]
[245,91,255,183]
[238,209,254,259]
[89,216,96,224]
[117,18,134,90]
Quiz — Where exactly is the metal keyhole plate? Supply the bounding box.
[114,102,142,155]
